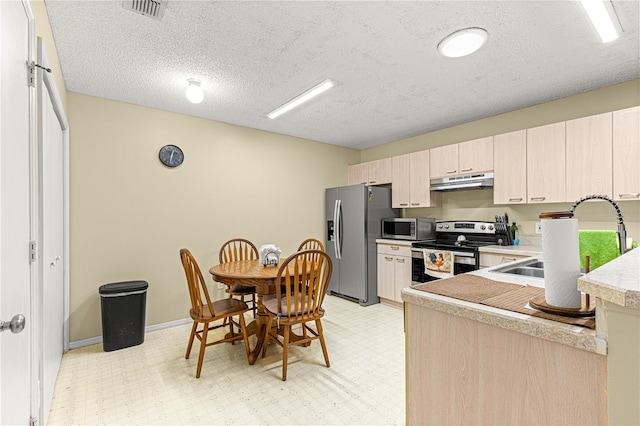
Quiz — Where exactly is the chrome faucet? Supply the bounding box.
[570,195,627,255]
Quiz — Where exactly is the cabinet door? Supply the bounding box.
[613,106,640,201]
[394,255,411,302]
[368,158,392,185]
[392,154,410,208]
[409,149,441,207]
[430,144,459,178]
[377,253,395,300]
[493,130,527,204]
[348,163,368,185]
[527,122,566,203]
[459,136,493,174]
[566,112,613,200]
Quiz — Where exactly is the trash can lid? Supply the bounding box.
[99,280,148,295]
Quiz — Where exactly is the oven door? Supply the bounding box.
[411,248,478,284]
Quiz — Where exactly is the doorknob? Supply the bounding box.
[0,314,26,334]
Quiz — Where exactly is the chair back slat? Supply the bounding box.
[297,238,325,252]
[276,249,332,320]
[180,248,215,317]
[219,238,258,263]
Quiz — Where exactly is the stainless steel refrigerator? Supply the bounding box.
[325,184,399,306]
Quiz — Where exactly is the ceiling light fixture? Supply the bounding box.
[579,0,621,43]
[437,27,488,58]
[185,79,204,104]
[267,79,335,119]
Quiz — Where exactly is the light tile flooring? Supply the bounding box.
[48,295,405,425]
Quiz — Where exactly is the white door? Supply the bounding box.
[38,38,68,425]
[0,0,35,424]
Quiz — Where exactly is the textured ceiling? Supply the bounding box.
[45,0,640,150]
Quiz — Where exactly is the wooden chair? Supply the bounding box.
[261,249,333,381]
[297,238,325,252]
[218,238,258,318]
[180,248,250,378]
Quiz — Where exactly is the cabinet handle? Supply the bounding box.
[385,256,393,261]
[391,246,399,250]
[369,181,377,184]
[500,257,517,263]
[460,168,472,172]
[530,196,546,201]
[360,181,367,184]
[619,193,640,199]
[446,170,457,174]
[508,198,523,202]
[411,203,420,206]
[396,258,405,263]
[399,203,409,206]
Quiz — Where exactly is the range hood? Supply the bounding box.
[430,172,494,192]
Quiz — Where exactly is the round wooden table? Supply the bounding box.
[209,259,284,365]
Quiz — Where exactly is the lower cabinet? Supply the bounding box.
[377,243,411,304]
[479,252,533,268]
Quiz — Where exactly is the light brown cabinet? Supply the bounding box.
[377,243,411,304]
[430,137,493,178]
[526,122,566,203]
[613,106,640,201]
[493,130,527,205]
[566,112,613,201]
[348,158,392,185]
[392,150,441,208]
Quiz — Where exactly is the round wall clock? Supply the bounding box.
[158,144,184,168]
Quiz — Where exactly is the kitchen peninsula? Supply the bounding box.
[402,248,640,425]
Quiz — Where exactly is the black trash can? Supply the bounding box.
[99,280,149,352]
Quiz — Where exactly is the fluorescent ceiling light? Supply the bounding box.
[267,79,335,119]
[185,79,204,104]
[579,0,621,43]
[437,28,488,58]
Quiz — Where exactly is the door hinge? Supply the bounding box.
[29,241,37,263]
[27,61,36,87]
[30,416,38,426]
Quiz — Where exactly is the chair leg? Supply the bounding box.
[282,325,290,381]
[223,292,234,326]
[261,314,273,358]
[196,323,209,378]
[316,319,330,368]
[185,321,197,359]
[251,293,257,318]
[238,313,250,359]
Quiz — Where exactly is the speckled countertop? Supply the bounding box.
[478,243,543,257]
[578,248,640,310]
[402,259,604,355]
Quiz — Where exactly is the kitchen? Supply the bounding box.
[2,1,639,425]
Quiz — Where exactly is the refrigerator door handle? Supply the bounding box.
[335,199,342,259]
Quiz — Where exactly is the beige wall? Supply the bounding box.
[360,79,640,241]
[68,94,358,341]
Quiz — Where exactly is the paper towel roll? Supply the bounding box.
[541,216,582,308]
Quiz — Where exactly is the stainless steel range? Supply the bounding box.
[411,220,508,284]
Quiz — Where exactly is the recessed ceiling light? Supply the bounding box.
[579,0,621,43]
[267,79,335,119]
[437,28,488,58]
[185,79,204,104]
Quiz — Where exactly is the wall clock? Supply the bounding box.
[158,144,184,168]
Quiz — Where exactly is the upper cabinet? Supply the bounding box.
[493,130,527,205]
[430,137,493,178]
[348,158,392,185]
[526,122,566,203]
[392,150,441,208]
[613,106,640,201]
[566,112,613,201]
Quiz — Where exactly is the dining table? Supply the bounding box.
[209,258,304,365]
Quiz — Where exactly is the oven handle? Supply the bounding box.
[411,248,476,258]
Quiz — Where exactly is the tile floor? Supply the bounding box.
[48,295,406,425]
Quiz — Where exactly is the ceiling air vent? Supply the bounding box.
[122,0,167,21]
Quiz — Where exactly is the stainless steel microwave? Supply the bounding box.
[381,217,436,241]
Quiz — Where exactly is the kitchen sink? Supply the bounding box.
[490,258,545,279]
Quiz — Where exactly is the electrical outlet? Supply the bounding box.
[535,222,542,234]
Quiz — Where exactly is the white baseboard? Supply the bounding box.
[68,317,192,350]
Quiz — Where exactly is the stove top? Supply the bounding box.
[412,220,509,249]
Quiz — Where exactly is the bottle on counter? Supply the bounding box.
[510,222,520,245]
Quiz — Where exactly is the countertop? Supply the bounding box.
[375,239,413,246]
[578,248,640,310]
[402,257,603,354]
[479,244,543,257]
